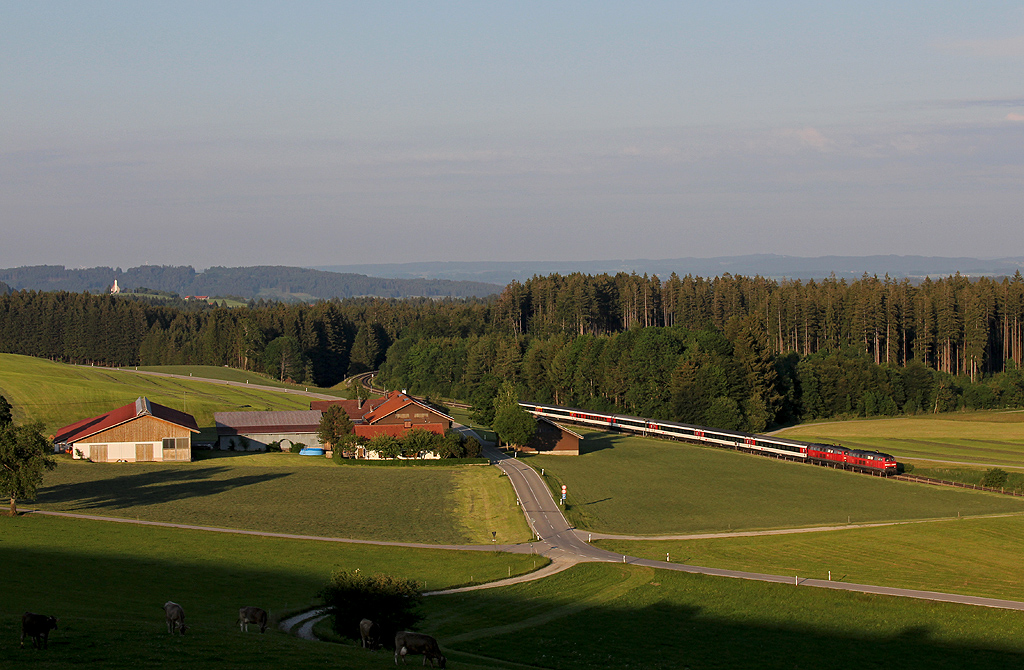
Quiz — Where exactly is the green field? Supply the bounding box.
[527,431,1024,534]
[0,514,540,670]
[0,354,317,433]
[598,513,1024,602]
[134,364,348,396]
[31,454,531,545]
[420,561,1024,669]
[776,411,1024,468]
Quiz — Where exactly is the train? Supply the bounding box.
[520,402,898,475]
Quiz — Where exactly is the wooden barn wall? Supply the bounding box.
[79,416,193,444]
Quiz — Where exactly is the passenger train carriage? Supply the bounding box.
[520,402,897,475]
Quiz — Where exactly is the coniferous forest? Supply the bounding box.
[4,270,1024,431]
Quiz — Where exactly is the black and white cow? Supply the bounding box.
[21,612,58,649]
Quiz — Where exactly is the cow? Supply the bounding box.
[238,606,269,634]
[359,618,380,649]
[394,631,446,668]
[21,612,58,649]
[163,601,188,635]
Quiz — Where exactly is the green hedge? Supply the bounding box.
[334,457,489,467]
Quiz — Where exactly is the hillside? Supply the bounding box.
[0,264,501,300]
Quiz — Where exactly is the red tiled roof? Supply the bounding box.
[361,391,454,425]
[54,397,199,444]
[309,397,385,421]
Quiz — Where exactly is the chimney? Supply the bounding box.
[358,396,364,410]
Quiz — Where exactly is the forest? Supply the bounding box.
[3,269,1024,431]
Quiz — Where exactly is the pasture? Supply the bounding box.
[775,411,1024,468]
[527,431,1024,535]
[420,561,1024,669]
[0,354,315,433]
[31,454,532,544]
[134,364,348,395]
[0,514,538,669]
[598,513,1024,602]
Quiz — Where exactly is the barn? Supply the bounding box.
[214,410,325,451]
[55,397,198,462]
[520,417,583,456]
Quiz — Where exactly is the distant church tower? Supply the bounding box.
[110,279,120,294]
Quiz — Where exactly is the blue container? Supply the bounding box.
[299,447,325,456]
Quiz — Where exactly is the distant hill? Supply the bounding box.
[314,255,1024,286]
[0,265,501,300]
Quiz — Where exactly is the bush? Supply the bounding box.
[318,569,421,642]
[289,441,306,454]
[265,440,282,453]
[982,467,1009,489]
[463,436,482,458]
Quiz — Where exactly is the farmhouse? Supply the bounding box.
[312,391,454,441]
[214,410,324,451]
[55,397,198,462]
[519,418,582,456]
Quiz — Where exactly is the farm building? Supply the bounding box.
[518,418,582,456]
[55,397,198,462]
[313,391,453,441]
[214,410,324,451]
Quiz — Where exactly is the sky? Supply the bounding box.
[2,1,1023,270]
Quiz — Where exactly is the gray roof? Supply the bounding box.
[214,410,323,434]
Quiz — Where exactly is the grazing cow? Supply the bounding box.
[163,601,188,635]
[359,618,380,649]
[238,606,269,634]
[394,631,446,668]
[21,612,58,649]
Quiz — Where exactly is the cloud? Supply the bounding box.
[941,34,1024,58]
[778,127,832,151]
[1007,113,1024,122]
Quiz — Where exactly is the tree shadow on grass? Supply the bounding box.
[35,466,291,510]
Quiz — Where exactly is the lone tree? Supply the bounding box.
[491,381,536,448]
[317,405,354,450]
[0,404,56,516]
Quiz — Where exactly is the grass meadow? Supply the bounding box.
[0,514,540,670]
[526,431,1024,534]
[420,561,1024,670]
[0,354,317,433]
[775,411,1024,468]
[134,364,348,396]
[598,513,1024,602]
[31,454,532,545]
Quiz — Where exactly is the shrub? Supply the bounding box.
[368,434,401,459]
[265,440,282,453]
[318,569,421,642]
[982,467,1009,489]
[463,436,482,458]
[289,441,306,454]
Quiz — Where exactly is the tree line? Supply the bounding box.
[5,270,1024,430]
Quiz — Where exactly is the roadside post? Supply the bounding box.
[561,485,567,506]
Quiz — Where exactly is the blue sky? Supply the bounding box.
[2,2,1023,269]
